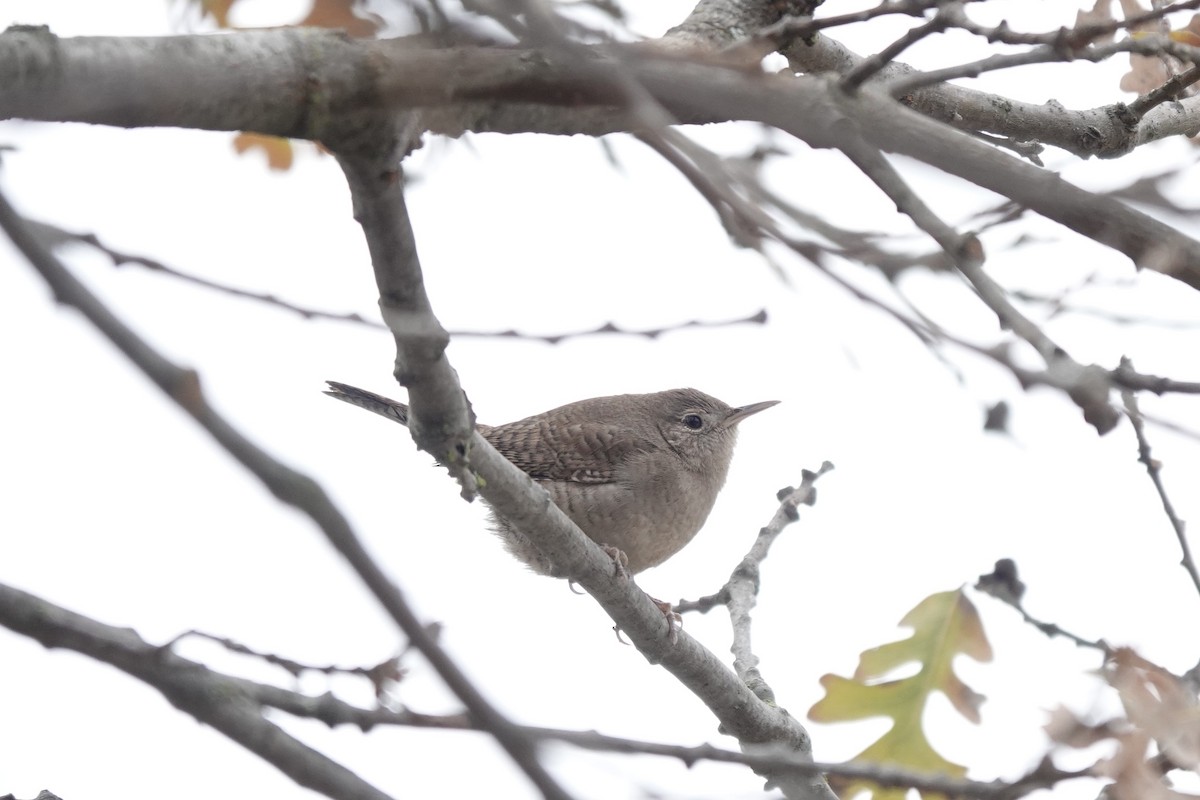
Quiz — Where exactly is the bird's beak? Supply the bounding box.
[723,400,780,428]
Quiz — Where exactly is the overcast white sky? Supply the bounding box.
[4,2,1200,799]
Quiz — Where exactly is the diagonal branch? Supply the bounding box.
[0,187,573,800]
[951,257,1120,433]
[330,129,835,800]
[0,581,397,800]
[784,28,1200,159]
[1119,364,1200,601]
[976,560,1113,655]
[834,132,981,266]
[840,2,958,91]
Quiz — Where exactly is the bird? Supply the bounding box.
[324,381,778,576]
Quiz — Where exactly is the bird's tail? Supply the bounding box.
[324,381,410,426]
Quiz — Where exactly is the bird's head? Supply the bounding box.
[654,388,778,474]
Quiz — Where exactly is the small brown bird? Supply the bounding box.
[325,382,778,575]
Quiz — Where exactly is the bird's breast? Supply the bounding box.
[538,453,722,573]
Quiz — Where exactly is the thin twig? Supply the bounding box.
[163,629,406,693]
[678,463,834,705]
[763,0,1200,50]
[885,35,1200,98]
[1111,362,1200,395]
[841,3,958,92]
[1140,410,1200,443]
[835,132,981,267]
[975,559,1112,655]
[33,218,768,343]
[1127,63,1200,118]
[753,0,973,45]
[1119,361,1200,601]
[1014,294,1200,331]
[820,131,1120,432]
[953,258,1120,434]
[950,0,1200,48]
[532,726,1091,800]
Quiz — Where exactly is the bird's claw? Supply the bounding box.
[650,596,682,643]
[601,544,630,579]
[610,599,681,645]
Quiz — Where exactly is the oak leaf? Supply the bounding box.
[808,589,993,800]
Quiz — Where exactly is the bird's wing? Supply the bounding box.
[484,420,651,483]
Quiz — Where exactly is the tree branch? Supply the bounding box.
[28,212,769,342]
[0,582,1093,800]
[976,559,1113,655]
[329,123,835,800]
[784,29,1200,159]
[1119,366,1200,601]
[7,28,1200,295]
[725,465,833,704]
[0,582,397,800]
[0,187,574,800]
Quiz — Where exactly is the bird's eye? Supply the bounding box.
[683,414,704,430]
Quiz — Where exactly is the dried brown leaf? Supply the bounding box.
[1044,705,1123,748]
[299,0,383,38]
[200,0,237,28]
[1120,53,1170,93]
[1118,0,1156,30]
[1097,729,1200,800]
[1114,0,1173,93]
[1108,648,1200,771]
[1077,0,1116,44]
[232,133,295,171]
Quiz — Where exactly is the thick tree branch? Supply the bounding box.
[5,28,1200,295]
[9,14,1200,160]
[329,130,836,800]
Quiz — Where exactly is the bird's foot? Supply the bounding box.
[607,595,681,645]
[600,544,630,579]
[650,596,682,644]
